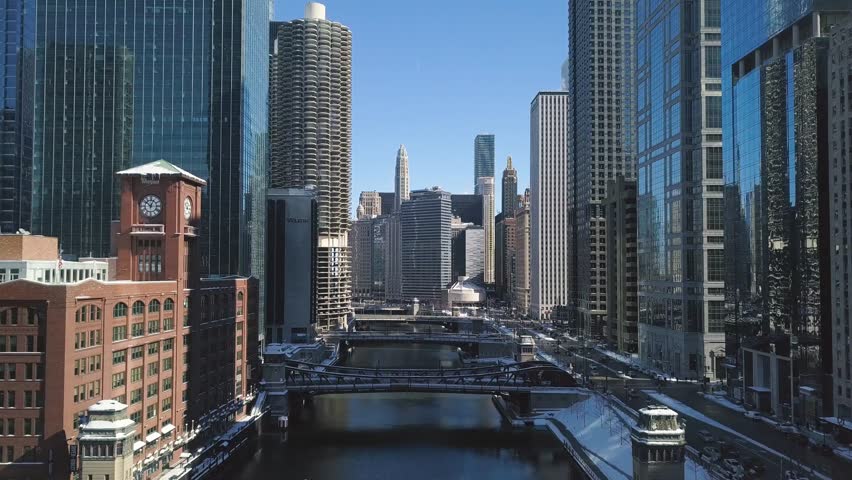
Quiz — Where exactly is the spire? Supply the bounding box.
[395,144,410,210]
[507,155,513,170]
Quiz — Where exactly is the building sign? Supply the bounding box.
[68,444,78,472]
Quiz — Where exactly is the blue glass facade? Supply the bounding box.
[722,0,850,419]
[4,1,267,282]
[473,134,495,188]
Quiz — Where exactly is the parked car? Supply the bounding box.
[743,410,761,421]
[698,429,715,442]
[724,458,744,475]
[776,422,798,434]
[702,446,721,462]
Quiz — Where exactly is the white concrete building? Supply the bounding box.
[475,177,495,284]
[530,92,571,320]
[0,234,108,284]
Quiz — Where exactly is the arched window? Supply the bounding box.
[163,298,174,312]
[113,303,128,318]
[148,299,160,313]
[237,292,244,302]
[132,301,145,315]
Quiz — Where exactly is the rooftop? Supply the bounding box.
[116,159,206,186]
[88,399,128,413]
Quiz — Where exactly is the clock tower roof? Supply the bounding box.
[117,159,206,186]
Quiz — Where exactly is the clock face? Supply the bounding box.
[139,195,162,218]
[184,197,193,220]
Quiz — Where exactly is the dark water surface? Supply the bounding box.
[231,344,581,480]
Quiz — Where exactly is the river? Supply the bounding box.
[230,343,583,480]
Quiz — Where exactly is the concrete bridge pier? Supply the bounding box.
[508,392,532,415]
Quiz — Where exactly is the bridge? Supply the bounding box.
[262,360,575,395]
[321,331,511,346]
[353,314,486,325]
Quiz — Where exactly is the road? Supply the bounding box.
[488,316,842,480]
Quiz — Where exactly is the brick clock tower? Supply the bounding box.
[115,159,206,284]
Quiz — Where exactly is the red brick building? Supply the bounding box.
[0,160,257,479]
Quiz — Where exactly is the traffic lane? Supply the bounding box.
[663,387,841,478]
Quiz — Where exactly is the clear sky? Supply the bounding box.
[274,1,568,215]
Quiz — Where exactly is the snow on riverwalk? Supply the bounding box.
[643,391,831,480]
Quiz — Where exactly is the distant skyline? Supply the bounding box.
[274,0,568,215]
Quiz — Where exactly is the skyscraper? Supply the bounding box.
[829,21,852,419]
[722,0,851,421]
[451,194,484,225]
[605,176,637,355]
[502,156,519,216]
[530,92,571,320]
[395,145,410,210]
[350,217,374,299]
[476,177,496,284]
[451,220,485,283]
[357,191,382,219]
[270,3,352,331]
[567,0,635,337]
[474,134,495,189]
[4,1,268,282]
[636,0,724,379]
[401,188,452,304]
[514,204,532,317]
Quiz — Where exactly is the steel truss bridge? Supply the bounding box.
[321,331,511,345]
[265,360,576,395]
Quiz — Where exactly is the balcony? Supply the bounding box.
[131,224,164,236]
[183,226,198,236]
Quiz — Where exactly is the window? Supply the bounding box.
[163,318,174,331]
[113,303,128,318]
[130,411,141,423]
[163,377,173,391]
[148,320,160,334]
[23,418,32,436]
[704,46,721,78]
[706,198,724,230]
[131,323,144,337]
[112,326,127,342]
[24,391,32,407]
[705,96,721,129]
[704,0,720,27]
[130,367,143,383]
[163,338,174,351]
[112,372,126,388]
[131,346,144,360]
[162,397,172,412]
[147,384,158,398]
[113,350,126,365]
[706,147,722,179]
[707,249,724,282]
[148,362,159,376]
[146,404,157,419]
[148,300,160,313]
[130,388,142,404]
[163,299,174,311]
[708,301,725,333]
[163,357,173,371]
[132,301,145,315]
[148,342,159,355]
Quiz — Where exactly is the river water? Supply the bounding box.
[231,344,582,480]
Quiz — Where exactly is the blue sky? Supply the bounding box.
[274,1,568,214]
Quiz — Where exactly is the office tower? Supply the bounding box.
[401,188,452,304]
[270,3,352,331]
[723,0,851,421]
[497,216,517,300]
[514,205,531,317]
[496,214,505,293]
[605,176,638,355]
[350,218,374,299]
[395,145,410,210]
[476,177,496,284]
[502,156,519,216]
[378,192,396,215]
[530,92,571,320]
[829,20,852,419]
[5,1,268,281]
[452,219,485,283]
[370,215,389,297]
[384,213,402,301]
[567,0,635,337]
[0,2,28,234]
[451,194,484,225]
[636,0,724,378]
[474,134,495,189]
[0,161,257,479]
[266,189,317,344]
[357,191,382,219]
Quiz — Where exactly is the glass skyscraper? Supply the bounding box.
[3,1,267,283]
[473,134,495,188]
[635,0,724,379]
[722,0,851,422]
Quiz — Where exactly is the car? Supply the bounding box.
[702,446,721,461]
[743,410,761,421]
[776,422,798,434]
[723,458,744,475]
[698,429,714,442]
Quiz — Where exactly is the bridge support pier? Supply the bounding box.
[509,392,532,416]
